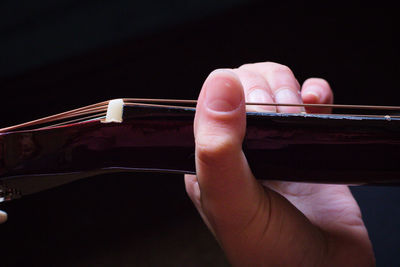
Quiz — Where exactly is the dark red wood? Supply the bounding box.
[1,105,400,201]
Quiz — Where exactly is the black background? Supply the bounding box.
[0,1,399,266]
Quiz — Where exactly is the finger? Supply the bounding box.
[193,69,326,265]
[302,78,334,114]
[184,174,202,210]
[231,68,276,112]
[194,69,265,230]
[240,62,304,113]
[0,210,7,223]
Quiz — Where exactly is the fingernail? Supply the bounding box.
[303,88,321,103]
[205,71,242,112]
[275,88,305,112]
[248,89,275,112]
[248,89,268,103]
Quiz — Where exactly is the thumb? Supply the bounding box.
[190,69,327,266]
[194,69,264,233]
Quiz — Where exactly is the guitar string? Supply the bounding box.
[1,99,400,132]
[0,102,108,133]
[37,112,107,130]
[123,103,400,118]
[123,98,400,111]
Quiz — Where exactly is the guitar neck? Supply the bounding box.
[1,105,400,201]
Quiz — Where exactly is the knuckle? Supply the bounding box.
[238,63,254,70]
[196,134,238,168]
[239,62,294,75]
[238,61,272,70]
[268,63,293,75]
[233,68,263,84]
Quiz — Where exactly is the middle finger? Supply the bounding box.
[240,62,304,113]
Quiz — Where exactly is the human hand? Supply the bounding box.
[185,62,374,266]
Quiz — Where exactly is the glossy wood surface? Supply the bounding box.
[1,105,400,200]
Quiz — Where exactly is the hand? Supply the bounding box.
[185,62,374,266]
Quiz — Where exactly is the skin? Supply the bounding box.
[0,62,375,265]
[184,62,375,266]
[0,210,6,224]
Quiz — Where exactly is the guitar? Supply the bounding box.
[1,98,400,202]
